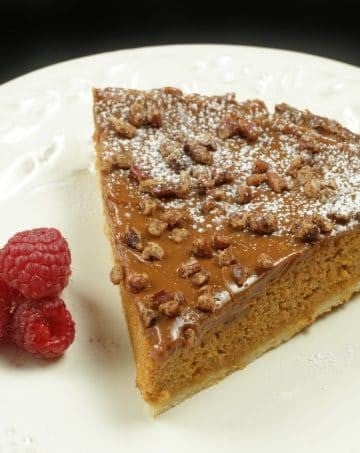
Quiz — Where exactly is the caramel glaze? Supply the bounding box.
[94,87,360,364]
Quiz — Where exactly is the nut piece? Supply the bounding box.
[201,199,217,214]
[304,179,321,198]
[236,185,252,204]
[267,172,288,193]
[217,247,237,267]
[160,140,186,172]
[327,212,351,225]
[228,212,248,230]
[142,242,164,260]
[192,237,213,258]
[237,117,260,142]
[291,219,321,243]
[159,300,181,317]
[231,264,248,287]
[286,156,304,177]
[140,198,162,216]
[296,165,315,185]
[217,112,241,139]
[146,101,162,128]
[110,116,137,138]
[247,212,278,235]
[163,87,183,96]
[246,173,268,186]
[151,290,175,307]
[129,164,150,182]
[213,234,231,250]
[207,188,225,201]
[147,218,168,237]
[110,266,123,285]
[213,170,233,186]
[196,293,216,313]
[184,142,214,165]
[128,101,147,127]
[191,269,210,287]
[256,253,275,271]
[178,258,202,278]
[169,228,189,244]
[252,158,269,174]
[140,306,157,328]
[127,273,150,293]
[122,226,144,251]
[312,214,333,233]
[100,148,133,172]
[160,209,188,228]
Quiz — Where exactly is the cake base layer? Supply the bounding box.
[150,280,360,415]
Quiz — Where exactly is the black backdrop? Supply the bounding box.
[2,0,359,84]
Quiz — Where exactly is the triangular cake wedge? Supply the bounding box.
[93,87,360,415]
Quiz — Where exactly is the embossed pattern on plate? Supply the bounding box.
[0,45,359,453]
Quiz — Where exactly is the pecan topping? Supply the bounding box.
[159,300,181,317]
[252,158,269,174]
[231,264,248,286]
[216,247,237,267]
[160,209,188,228]
[218,112,260,142]
[296,165,315,185]
[151,290,175,307]
[237,117,261,142]
[256,253,275,271]
[196,293,216,313]
[147,218,168,237]
[100,148,133,172]
[291,219,321,243]
[212,234,231,250]
[150,181,180,199]
[163,86,183,96]
[140,306,157,328]
[207,188,225,201]
[178,258,202,278]
[122,226,144,251]
[213,169,233,186]
[312,214,333,233]
[327,212,351,225]
[247,212,278,235]
[127,273,150,293]
[184,142,214,165]
[192,237,213,258]
[191,269,210,287]
[267,172,288,193]
[246,173,268,186]
[169,228,189,243]
[110,266,123,285]
[129,164,150,182]
[142,242,164,260]
[160,140,186,171]
[286,156,304,177]
[146,101,162,127]
[303,179,321,198]
[228,212,248,230]
[201,199,217,214]
[110,116,137,138]
[140,198,162,216]
[128,100,147,127]
[236,185,252,204]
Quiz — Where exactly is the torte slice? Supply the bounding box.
[93,87,360,415]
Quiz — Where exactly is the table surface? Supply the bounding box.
[1,0,359,85]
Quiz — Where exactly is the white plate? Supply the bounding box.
[0,45,360,453]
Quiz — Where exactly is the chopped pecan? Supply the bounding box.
[217,112,240,139]
[183,327,196,345]
[110,116,137,138]
[150,181,179,198]
[201,199,217,214]
[247,212,278,235]
[163,87,183,96]
[196,293,216,313]
[312,214,333,233]
[151,290,174,308]
[327,212,351,225]
[127,273,150,293]
[129,164,150,182]
[110,265,123,285]
[213,169,233,186]
[140,306,157,327]
[267,172,288,193]
[207,188,225,201]
[191,269,210,287]
[216,247,237,267]
[140,198,162,216]
[160,141,186,171]
[142,242,164,260]
[228,212,248,230]
[256,253,275,271]
[100,148,133,172]
[122,226,144,251]
[212,234,231,250]
[296,165,315,185]
[303,179,321,198]
[237,117,260,142]
[128,100,147,127]
[169,228,189,243]
[147,218,168,236]
[184,142,214,165]
[236,185,252,204]
[160,209,188,228]
[231,264,248,286]
[146,101,162,127]
[252,158,269,174]
[178,258,202,278]
[246,173,268,186]
[286,156,304,177]
[159,300,181,317]
[291,219,321,243]
[139,178,158,193]
[192,237,213,258]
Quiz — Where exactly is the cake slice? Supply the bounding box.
[93,87,360,415]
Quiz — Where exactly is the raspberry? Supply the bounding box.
[0,228,71,299]
[10,297,75,359]
[0,277,21,341]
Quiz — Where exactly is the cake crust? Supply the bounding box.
[93,87,360,414]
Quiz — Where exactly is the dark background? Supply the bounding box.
[2,0,359,84]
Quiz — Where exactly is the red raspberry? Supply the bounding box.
[0,277,22,341]
[0,228,71,299]
[10,297,75,359]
